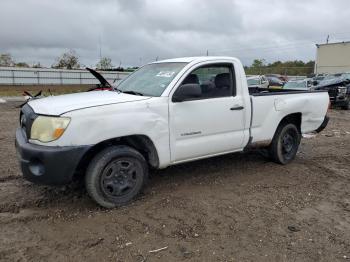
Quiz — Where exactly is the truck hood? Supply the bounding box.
[28,91,150,115]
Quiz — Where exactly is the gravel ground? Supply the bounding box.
[0,101,349,262]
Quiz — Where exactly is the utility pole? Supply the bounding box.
[206,50,209,56]
[326,35,329,44]
[99,35,102,61]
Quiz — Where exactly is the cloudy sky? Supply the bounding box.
[0,0,349,67]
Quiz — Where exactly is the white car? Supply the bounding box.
[16,56,330,208]
[284,79,313,90]
[247,75,269,89]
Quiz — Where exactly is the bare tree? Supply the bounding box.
[96,57,113,70]
[53,50,80,69]
[0,53,15,67]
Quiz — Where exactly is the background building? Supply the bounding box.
[315,41,350,74]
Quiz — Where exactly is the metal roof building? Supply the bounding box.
[315,41,350,74]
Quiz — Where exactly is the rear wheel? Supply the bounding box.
[269,123,301,165]
[85,145,148,208]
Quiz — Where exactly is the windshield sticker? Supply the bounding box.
[156,71,175,77]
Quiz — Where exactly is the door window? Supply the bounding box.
[178,64,235,99]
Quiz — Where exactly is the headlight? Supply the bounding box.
[31,116,70,142]
[338,87,346,95]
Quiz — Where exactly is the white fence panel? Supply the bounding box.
[0,67,130,85]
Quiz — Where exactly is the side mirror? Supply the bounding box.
[312,80,318,86]
[172,83,202,102]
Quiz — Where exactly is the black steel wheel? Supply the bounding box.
[100,158,142,198]
[269,123,301,165]
[85,145,148,208]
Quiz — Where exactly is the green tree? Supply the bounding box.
[53,50,80,69]
[0,53,15,67]
[246,59,315,76]
[96,57,113,70]
[252,59,265,68]
[16,62,29,67]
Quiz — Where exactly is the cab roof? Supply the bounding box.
[152,56,239,64]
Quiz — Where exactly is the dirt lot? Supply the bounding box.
[0,101,349,262]
[0,84,93,96]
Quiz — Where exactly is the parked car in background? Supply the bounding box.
[266,76,284,88]
[312,74,328,82]
[265,74,288,82]
[333,72,350,80]
[247,75,269,91]
[283,79,313,91]
[313,76,350,110]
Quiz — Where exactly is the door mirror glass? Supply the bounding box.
[172,83,202,102]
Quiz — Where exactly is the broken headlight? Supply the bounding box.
[337,86,347,95]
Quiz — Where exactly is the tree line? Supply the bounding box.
[245,59,315,76]
[0,51,315,75]
[0,50,137,72]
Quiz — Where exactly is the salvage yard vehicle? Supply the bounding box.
[314,76,350,110]
[266,76,284,88]
[247,75,269,91]
[15,56,330,208]
[283,79,313,91]
[265,74,288,83]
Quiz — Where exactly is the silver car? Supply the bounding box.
[247,75,269,89]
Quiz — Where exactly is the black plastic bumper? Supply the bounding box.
[15,128,90,185]
[315,115,329,133]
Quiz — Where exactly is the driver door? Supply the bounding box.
[169,63,246,162]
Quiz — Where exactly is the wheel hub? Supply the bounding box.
[100,159,139,197]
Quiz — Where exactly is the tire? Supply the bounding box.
[85,145,148,208]
[269,123,301,165]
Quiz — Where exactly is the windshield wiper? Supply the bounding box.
[122,90,144,96]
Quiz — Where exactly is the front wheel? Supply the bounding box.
[85,145,148,208]
[269,123,301,165]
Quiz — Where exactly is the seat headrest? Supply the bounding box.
[215,73,231,89]
[183,74,199,85]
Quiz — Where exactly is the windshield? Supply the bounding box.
[284,81,306,89]
[247,78,260,86]
[341,73,350,80]
[117,62,187,96]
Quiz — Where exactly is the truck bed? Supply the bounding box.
[248,89,329,144]
[248,87,328,96]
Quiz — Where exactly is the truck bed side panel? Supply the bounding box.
[250,92,329,143]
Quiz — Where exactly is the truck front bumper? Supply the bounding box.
[15,128,90,185]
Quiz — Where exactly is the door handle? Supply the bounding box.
[230,106,244,110]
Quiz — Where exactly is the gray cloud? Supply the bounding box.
[0,0,349,67]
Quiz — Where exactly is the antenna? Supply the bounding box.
[99,35,102,60]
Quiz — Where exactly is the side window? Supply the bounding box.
[178,64,235,100]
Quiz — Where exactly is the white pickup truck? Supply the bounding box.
[15,56,330,208]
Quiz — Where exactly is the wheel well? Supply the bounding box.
[278,112,302,133]
[74,135,159,180]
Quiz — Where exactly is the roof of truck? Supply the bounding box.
[153,56,239,64]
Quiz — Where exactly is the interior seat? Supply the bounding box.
[212,73,231,97]
[182,74,199,85]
